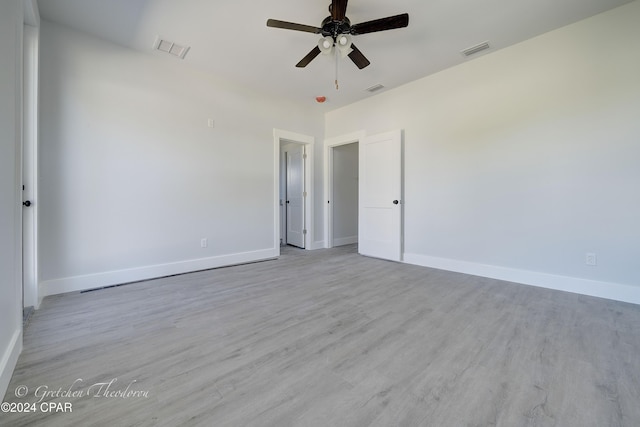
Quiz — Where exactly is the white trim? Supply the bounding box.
[323,131,365,248]
[273,129,315,252]
[404,252,640,306]
[0,329,22,400]
[40,248,278,297]
[23,0,39,27]
[334,236,358,246]
[310,240,325,250]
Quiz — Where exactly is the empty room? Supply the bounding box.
[1,0,639,425]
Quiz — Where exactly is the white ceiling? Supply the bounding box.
[37,0,634,109]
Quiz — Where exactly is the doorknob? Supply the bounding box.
[392,200,399,205]
[23,200,32,207]
[286,200,290,204]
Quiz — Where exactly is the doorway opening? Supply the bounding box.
[273,129,315,253]
[324,131,364,249]
[330,142,359,247]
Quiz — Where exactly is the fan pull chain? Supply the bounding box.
[335,47,339,90]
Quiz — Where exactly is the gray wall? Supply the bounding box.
[326,2,640,302]
[37,21,323,295]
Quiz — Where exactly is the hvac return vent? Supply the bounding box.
[461,41,490,57]
[365,84,385,93]
[153,37,190,59]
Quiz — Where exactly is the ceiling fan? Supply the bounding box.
[267,0,409,70]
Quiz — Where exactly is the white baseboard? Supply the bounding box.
[403,253,640,306]
[40,248,279,297]
[0,328,22,401]
[310,240,325,250]
[333,236,358,247]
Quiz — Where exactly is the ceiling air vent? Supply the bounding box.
[153,37,190,59]
[461,41,490,57]
[365,84,385,93]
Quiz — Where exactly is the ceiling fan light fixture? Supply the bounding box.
[336,34,353,58]
[267,3,409,72]
[318,36,334,55]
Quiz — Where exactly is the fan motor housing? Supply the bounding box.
[321,16,352,39]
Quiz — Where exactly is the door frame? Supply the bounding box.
[273,129,315,253]
[22,14,39,309]
[323,131,365,248]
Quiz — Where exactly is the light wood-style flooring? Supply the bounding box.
[3,244,640,426]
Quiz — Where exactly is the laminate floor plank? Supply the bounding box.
[2,244,640,426]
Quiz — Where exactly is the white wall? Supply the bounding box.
[326,2,640,303]
[332,143,358,245]
[0,0,24,400]
[38,21,323,296]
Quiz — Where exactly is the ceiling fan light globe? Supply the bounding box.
[318,36,334,55]
[336,34,352,58]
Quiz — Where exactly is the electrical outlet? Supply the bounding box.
[201,238,208,248]
[586,253,597,266]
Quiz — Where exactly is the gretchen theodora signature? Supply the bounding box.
[32,378,149,403]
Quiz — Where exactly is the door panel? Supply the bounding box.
[286,145,305,248]
[359,130,402,261]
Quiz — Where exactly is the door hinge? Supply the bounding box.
[303,191,307,197]
[303,153,307,159]
[303,229,307,235]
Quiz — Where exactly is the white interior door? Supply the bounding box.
[22,23,38,309]
[286,145,305,248]
[359,130,402,261]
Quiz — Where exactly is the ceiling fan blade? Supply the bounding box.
[296,46,322,68]
[347,44,370,69]
[267,19,321,34]
[350,13,409,35]
[331,0,348,21]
